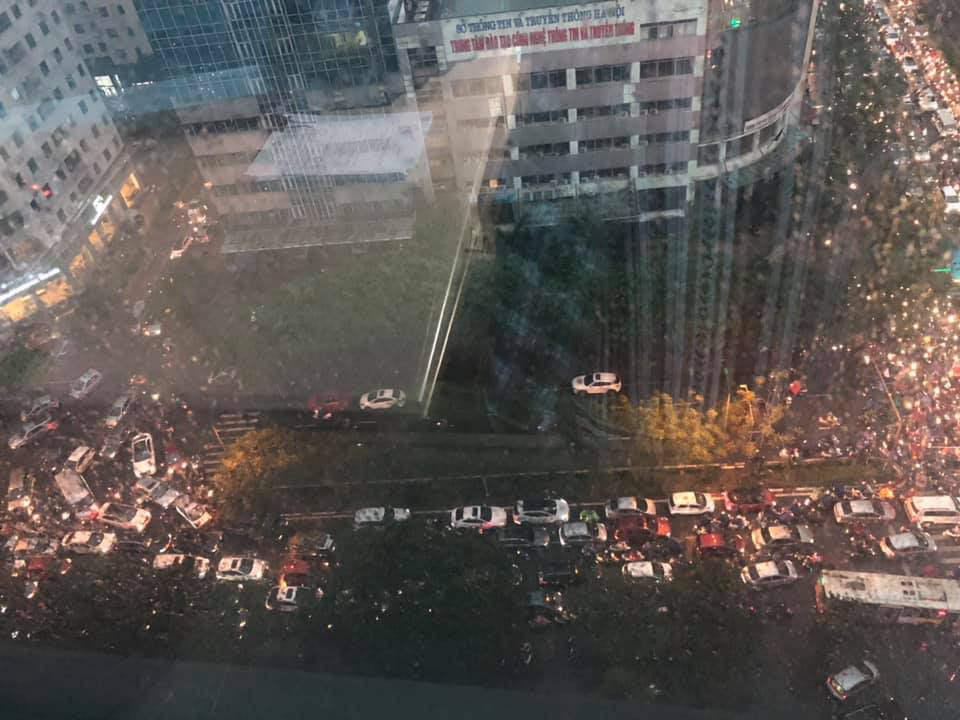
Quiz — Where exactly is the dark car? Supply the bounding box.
[167,530,223,556]
[308,392,352,419]
[496,525,551,549]
[723,486,775,513]
[537,557,600,588]
[613,514,671,546]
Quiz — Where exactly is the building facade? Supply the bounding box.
[0,0,142,324]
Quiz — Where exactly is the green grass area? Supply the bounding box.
[0,344,47,392]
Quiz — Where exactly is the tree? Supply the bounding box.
[323,522,522,684]
[565,561,759,705]
[214,428,350,519]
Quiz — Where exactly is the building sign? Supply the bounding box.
[89,194,113,226]
[446,3,636,56]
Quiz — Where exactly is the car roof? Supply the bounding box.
[909,495,959,511]
[698,533,727,548]
[355,507,386,523]
[68,446,91,461]
[767,525,795,540]
[752,561,785,578]
[562,522,588,536]
[834,664,870,690]
[887,532,922,550]
[671,492,700,506]
[846,500,880,513]
[613,496,638,510]
[520,498,554,510]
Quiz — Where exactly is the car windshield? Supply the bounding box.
[238,559,255,574]
[479,507,493,521]
[133,441,150,462]
[111,506,136,522]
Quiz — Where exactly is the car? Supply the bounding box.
[667,491,716,515]
[308,391,352,419]
[495,525,551,549]
[115,539,153,555]
[64,445,96,474]
[8,416,59,450]
[6,468,34,514]
[69,369,102,400]
[558,521,608,546]
[571,372,622,395]
[878,530,936,558]
[827,660,880,702]
[914,147,932,163]
[919,90,939,112]
[605,496,658,519]
[7,534,60,559]
[353,506,412,529]
[740,560,799,589]
[750,524,816,551]
[942,186,960,216]
[514,498,570,525]
[450,505,509,531]
[98,502,152,533]
[62,530,116,555]
[216,556,268,581]
[170,234,193,260]
[537,560,589,587]
[697,532,745,559]
[131,432,157,478]
[832,499,897,524]
[152,553,211,579]
[165,530,223,557]
[105,395,132,428]
[54,469,99,521]
[101,429,130,460]
[902,56,918,73]
[141,320,163,337]
[135,476,182,509]
[613,514,671,545]
[265,584,322,612]
[174,496,214,529]
[882,28,899,46]
[903,495,960,527]
[723,487,775,513]
[359,388,406,410]
[20,395,59,423]
[622,561,673,581]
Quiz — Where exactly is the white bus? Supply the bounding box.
[816,570,960,625]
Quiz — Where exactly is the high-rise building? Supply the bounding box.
[0,0,142,325]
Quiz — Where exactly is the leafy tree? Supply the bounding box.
[214,428,350,519]
[565,561,758,705]
[323,522,522,684]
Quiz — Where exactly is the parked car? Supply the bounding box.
[697,532,745,559]
[69,369,102,400]
[878,530,936,558]
[64,445,96,474]
[622,561,673,581]
[54,469,98,521]
[723,486,775,513]
[537,560,590,588]
[98,502,152,533]
[105,395,132,428]
[450,505,509,531]
[558,521,608,546]
[174,496,214,529]
[21,395,59,423]
[353,506,412,529]
[751,524,816,552]
[8,416,59,450]
[7,535,60,559]
[359,388,406,410]
[115,539,153,555]
[131,432,157,478]
[62,530,116,555]
[101,429,129,460]
[308,392,352,419]
[740,560,799,589]
[827,660,880,702]
[514,498,570,525]
[135,476,181,509]
[152,553,211,579]
[667,491,716,515]
[833,499,897,524]
[613,514,671,545]
[495,525,551,549]
[571,372,622,395]
[903,495,960,528]
[943,185,960,217]
[605,496,658,519]
[265,584,322,612]
[216,556,268,582]
[6,468,34,514]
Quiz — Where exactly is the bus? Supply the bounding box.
[815,570,960,625]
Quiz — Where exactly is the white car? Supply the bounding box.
[879,530,936,558]
[902,56,918,73]
[142,320,162,337]
[135,476,182,509]
[8,416,57,450]
[153,553,211,579]
[605,496,658,519]
[826,660,880,701]
[216,556,268,582]
[359,388,406,410]
[751,524,816,551]
[265,584,321,612]
[353,506,412,528]
[98,502,152,533]
[914,147,931,163]
[740,560,799,589]
[105,395,132,428]
[571,372,622,395]
[450,505,509,530]
[832,499,897,524]
[21,395,59,423]
[943,186,960,215]
[62,530,116,555]
[131,432,157,478]
[882,28,899,46]
[558,521,607,546]
[174,496,214,529]
[64,445,96,474]
[69,369,102,400]
[622,561,673,581]
[514,498,570,525]
[667,491,716,515]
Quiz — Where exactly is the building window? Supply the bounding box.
[78,99,88,114]
[577,103,631,120]
[102,147,111,161]
[116,3,124,13]
[73,23,84,33]
[516,109,567,126]
[579,136,630,152]
[76,62,85,77]
[97,5,108,15]
[126,26,133,36]
[39,20,48,35]
[97,41,106,52]
[56,208,66,223]
[515,69,566,92]
[24,32,34,48]
[12,130,23,148]
[51,9,59,23]
[0,101,5,118]
[0,146,8,161]
[39,60,48,76]
[452,76,502,97]
[92,161,101,174]
[83,43,93,54]
[580,167,629,181]
[10,4,20,18]
[575,64,629,86]
[53,47,62,63]
[91,123,99,138]
[64,36,72,50]
[26,115,37,130]
[41,141,51,158]
[106,28,117,38]
[79,138,89,151]
[519,142,569,158]
[55,167,65,180]
[26,156,37,173]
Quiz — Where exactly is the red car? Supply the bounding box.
[308,392,352,420]
[696,532,745,559]
[723,486,775,513]
[613,514,671,546]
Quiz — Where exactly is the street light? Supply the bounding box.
[864,354,901,425]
